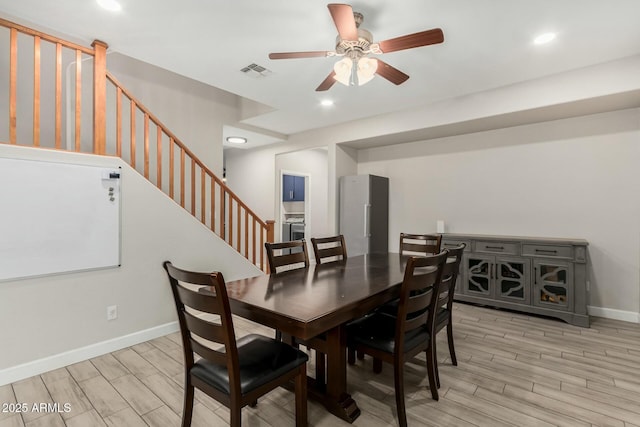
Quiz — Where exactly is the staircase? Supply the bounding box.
[0,17,274,272]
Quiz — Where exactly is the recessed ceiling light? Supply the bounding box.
[320,99,334,107]
[533,32,556,45]
[97,0,122,11]
[226,136,247,144]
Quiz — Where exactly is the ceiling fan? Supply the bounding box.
[268,3,444,91]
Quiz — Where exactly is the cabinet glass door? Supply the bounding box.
[533,260,573,311]
[465,254,493,297]
[495,257,530,304]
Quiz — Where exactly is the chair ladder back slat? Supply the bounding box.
[272,252,308,268]
[183,310,227,345]
[175,284,224,315]
[318,245,345,258]
[190,338,227,365]
[404,312,429,333]
[405,290,432,316]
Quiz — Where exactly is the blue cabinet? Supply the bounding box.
[283,174,305,201]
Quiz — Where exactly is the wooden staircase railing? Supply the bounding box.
[0,17,274,272]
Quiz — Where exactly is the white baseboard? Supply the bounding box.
[0,321,179,386]
[588,306,640,323]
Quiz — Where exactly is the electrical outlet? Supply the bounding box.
[107,305,118,321]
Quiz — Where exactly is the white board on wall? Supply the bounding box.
[0,157,121,281]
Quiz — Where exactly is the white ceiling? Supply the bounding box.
[2,0,640,147]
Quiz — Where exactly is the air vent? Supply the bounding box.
[240,63,272,78]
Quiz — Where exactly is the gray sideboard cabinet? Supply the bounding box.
[441,233,589,327]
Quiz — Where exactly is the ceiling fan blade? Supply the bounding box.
[374,59,409,85]
[327,3,358,41]
[269,51,331,60]
[316,71,337,91]
[378,28,444,53]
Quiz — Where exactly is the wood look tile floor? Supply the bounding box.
[3,303,640,426]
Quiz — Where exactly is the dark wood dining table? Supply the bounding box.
[223,252,410,423]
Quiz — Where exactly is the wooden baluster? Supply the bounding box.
[157,125,162,190]
[75,49,81,152]
[9,28,17,145]
[229,198,234,247]
[244,211,249,258]
[169,137,175,200]
[116,87,122,157]
[252,219,257,266]
[33,36,40,147]
[180,147,185,208]
[92,40,108,155]
[130,99,136,168]
[219,187,225,239]
[143,113,149,178]
[55,43,62,149]
[260,225,265,272]
[237,202,241,251]
[191,159,196,215]
[201,169,206,223]
[211,179,216,233]
[266,220,275,244]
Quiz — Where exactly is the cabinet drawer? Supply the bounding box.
[522,244,573,259]
[474,241,518,255]
[442,240,470,251]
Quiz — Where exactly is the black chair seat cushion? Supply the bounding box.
[191,334,308,395]
[346,312,430,354]
[377,301,449,326]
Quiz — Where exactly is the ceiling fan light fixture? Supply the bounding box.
[333,57,353,86]
[357,57,377,85]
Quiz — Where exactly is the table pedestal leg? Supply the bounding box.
[317,325,360,422]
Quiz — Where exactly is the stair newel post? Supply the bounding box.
[266,220,275,244]
[92,40,108,155]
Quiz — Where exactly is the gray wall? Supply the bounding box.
[357,108,640,314]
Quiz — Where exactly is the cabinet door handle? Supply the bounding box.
[290,190,293,199]
[486,245,504,251]
[535,249,557,254]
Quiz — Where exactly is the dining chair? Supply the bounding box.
[265,239,310,343]
[432,243,465,384]
[346,251,448,427]
[163,261,309,427]
[263,239,326,386]
[265,239,310,274]
[399,232,442,256]
[373,233,443,320]
[371,243,466,379]
[310,235,347,264]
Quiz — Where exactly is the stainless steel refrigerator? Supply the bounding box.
[339,175,389,257]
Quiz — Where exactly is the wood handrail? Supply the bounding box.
[105,71,269,228]
[0,18,95,55]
